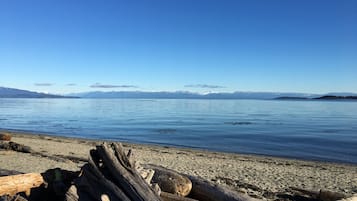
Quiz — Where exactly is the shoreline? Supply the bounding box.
[2,128,355,166]
[1,129,356,199]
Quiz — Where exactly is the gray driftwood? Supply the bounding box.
[65,142,161,201]
[65,162,130,201]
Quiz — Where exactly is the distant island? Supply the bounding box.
[0,87,77,98]
[276,95,357,101]
[314,95,357,100]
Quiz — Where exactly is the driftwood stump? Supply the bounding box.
[65,142,162,201]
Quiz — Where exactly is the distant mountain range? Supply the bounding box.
[0,87,75,98]
[69,91,357,100]
[1,86,357,100]
[68,91,321,99]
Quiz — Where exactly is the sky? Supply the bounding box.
[0,0,356,94]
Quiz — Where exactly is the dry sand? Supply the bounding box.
[1,130,356,200]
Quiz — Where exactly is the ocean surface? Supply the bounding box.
[0,98,356,164]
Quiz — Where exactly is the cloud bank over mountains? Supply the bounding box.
[34,83,54,86]
[69,90,321,99]
[184,84,226,89]
[90,83,138,88]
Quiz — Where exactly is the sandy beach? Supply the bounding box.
[1,130,356,200]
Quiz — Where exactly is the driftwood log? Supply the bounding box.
[186,174,261,201]
[65,142,162,201]
[0,173,44,196]
[143,164,260,201]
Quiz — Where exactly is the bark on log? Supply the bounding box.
[94,142,162,201]
[185,174,261,201]
[0,173,44,196]
[143,164,192,196]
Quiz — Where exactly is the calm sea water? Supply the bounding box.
[0,98,356,164]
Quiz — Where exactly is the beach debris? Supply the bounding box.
[0,133,11,141]
[0,141,32,153]
[0,140,86,164]
[143,164,192,197]
[0,173,44,197]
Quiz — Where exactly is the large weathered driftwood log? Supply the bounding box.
[96,143,162,200]
[65,142,162,201]
[0,173,44,196]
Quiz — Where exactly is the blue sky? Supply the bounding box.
[0,0,356,94]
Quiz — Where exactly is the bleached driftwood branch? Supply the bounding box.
[0,173,44,196]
